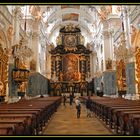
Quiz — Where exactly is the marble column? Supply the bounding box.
[102,30,110,71]
[12,6,22,45]
[31,19,41,72]
[122,6,131,49]
[90,52,94,78]
[32,31,40,72]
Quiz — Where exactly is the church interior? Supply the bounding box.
[0,5,140,136]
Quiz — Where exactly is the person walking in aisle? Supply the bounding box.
[63,94,67,107]
[75,97,81,118]
[69,93,74,106]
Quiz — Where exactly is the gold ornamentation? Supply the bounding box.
[65,35,76,47]
[65,23,75,32]
[18,82,26,93]
[0,46,8,96]
[56,35,62,45]
[135,46,140,94]
[0,81,4,96]
[80,35,85,45]
[49,43,55,50]
[116,59,126,91]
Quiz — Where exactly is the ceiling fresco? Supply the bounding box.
[62,13,79,21]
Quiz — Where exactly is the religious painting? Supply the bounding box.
[62,13,79,21]
[61,5,80,9]
[62,54,80,82]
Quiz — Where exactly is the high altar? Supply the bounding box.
[49,24,91,96]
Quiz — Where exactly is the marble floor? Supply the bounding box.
[42,102,114,136]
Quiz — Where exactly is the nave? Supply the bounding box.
[1,95,140,136]
[43,101,112,135]
[0,5,140,136]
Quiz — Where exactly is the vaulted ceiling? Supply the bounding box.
[40,5,98,44]
[8,5,121,45]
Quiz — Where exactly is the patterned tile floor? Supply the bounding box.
[43,102,113,136]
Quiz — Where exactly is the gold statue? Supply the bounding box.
[59,72,63,81]
[80,35,85,45]
[50,43,55,50]
[56,35,61,45]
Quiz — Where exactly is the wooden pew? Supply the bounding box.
[118,111,140,135]
[0,114,35,135]
[83,95,140,135]
[0,124,16,135]
[128,114,140,135]
[0,118,26,135]
[0,96,62,135]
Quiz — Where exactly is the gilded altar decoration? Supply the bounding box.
[0,46,8,96]
[135,46,140,94]
[0,81,4,96]
[17,82,26,93]
[64,35,77,51]
[80,35,85,45]
[116,59,126,91]
[63,54,80,82]
[56,35,62,45]
[49,24,91,95]
[49,43,55,50]
[114,32,128,91]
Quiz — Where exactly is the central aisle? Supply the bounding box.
[43,101,113,135]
